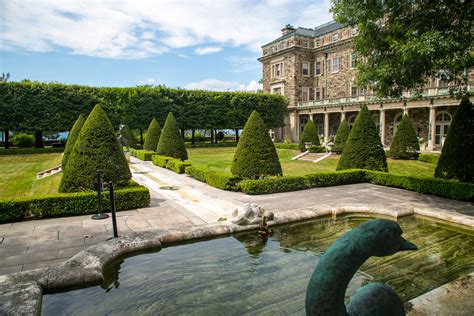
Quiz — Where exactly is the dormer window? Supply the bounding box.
[332,33,339,42]
[315,40,320,47]
[302,41,309,48]
[271,62,284,78]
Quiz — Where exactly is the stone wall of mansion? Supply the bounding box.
[258,22,474,151]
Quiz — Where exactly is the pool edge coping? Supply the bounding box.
[0,204,473,315]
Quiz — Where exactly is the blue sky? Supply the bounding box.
[0,0,332,91]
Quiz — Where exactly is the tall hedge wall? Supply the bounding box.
[0,82,287,132]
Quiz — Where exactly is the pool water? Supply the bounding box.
[42,216,474,315]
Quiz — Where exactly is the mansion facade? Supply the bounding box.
[259,22,473,151]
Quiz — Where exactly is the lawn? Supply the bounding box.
[187,147,436,178]
[0,153,62,199]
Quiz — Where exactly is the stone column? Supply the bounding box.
[380,109,386,146]
[309,113,313,121]
[289,112,299,142]
[427,106,436,151]
[324,112,329,144]
[341,111,346,122]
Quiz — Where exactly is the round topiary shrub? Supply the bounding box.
[59,104,131,192]
[156,112,188,160]
[62,114,85,169]
[121,125,137,148]
[435,97,473,182]
[231,110,282,179]
[337,105,387,172]
[12,133,34,147]
[332,119,350,154]
[143,118,161,151]
[298,120,320,151]
[388,114,420,159]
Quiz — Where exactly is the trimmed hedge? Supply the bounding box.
[332,119,350,154]
[418,153,439,165]
[151,155,191,174]
[274,143,299,150]
[143,118,161,151]
[186,142,238,148]
[157,112,188,160]
[388,114,420,159]
[0,147,64,155]
[122,125,137,148]
[12,133,35,147]
[62,114,85,169]
[306,170,367,187]
[0,185,150,223]
[130,149,157,161]
[185,166,240,190]
[299,120,320,151]
[308,145,327,153]
[366,171,474,201]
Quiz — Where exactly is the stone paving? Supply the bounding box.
[0,157,473,276]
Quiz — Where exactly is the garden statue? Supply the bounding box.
[230,203,274,226]
[305,219,417,316]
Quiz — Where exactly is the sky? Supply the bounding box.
[0,0,333,91]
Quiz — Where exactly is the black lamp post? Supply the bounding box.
[91,170,109,220]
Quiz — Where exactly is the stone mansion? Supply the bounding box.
[259,21,473,151]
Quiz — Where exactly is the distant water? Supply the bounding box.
[42,216,474,316]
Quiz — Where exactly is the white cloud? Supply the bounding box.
[1,0,333,59]
[194,46,222,55]
[138,77,158,85]
[184,79,262,92]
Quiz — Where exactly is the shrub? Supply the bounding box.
[366,171,474,201]
[143,118,161,151]
[59,104,131,192]
[185,166,240,190]
[231,111,282,179]
[240,176,308,194]
[337,105,388,172]
[132,150,157,161]
[0,185,150,223]
[0,147,64,155]
[332,119,350,154]
[418,153,439,165]
[62,114,85,169]
[165,158,191,174]
[216,131,225,141]
[435,97,474,183]
[308,145,327,153]
[122,125,137,148]
[388,114,420,159]
[305,170,368,187]
[12,133,34,147]
[298,120,320,151]
[185,142,238,148]
[274,143,299,150]
[151,155,170,167]
[156,112,188,160]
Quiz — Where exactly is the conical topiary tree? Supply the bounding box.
[122,125,137,148]
[231,110,282,179]
[298,120,320,151]
[143,118,161,151]
[59,104,131,192]
[388,114,420,159]
[435,97,473,182]
[62,114,85,169]
[337,105,387,172]
[156,112,188,160]
[332,119,350,154]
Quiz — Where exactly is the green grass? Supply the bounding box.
[187,147,435,178]
[0,153,62,198]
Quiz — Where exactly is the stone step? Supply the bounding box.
[37,165,62,179]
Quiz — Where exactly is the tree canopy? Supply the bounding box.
[331,0,474,98]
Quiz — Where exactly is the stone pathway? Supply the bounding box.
[0,157,472,276]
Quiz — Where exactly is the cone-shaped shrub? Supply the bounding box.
[388,114,420,159]
[435,97,474,182]
[298,120,320,151]
[143,118,161,151]
[156,112,188,160]
[59,104,131,192]
[122,125,137,148]
[231,110,282,179]
[332,119,350,154]
[337,105,387,172]
[62,114,85,169]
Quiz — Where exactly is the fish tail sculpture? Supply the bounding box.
[305,219,417,316]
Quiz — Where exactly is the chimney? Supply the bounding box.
[281,24,295,36]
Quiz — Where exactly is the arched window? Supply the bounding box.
[347,115,357,129]
[393,112,403,135]
[299,115,309,134]
[435,111,452,146]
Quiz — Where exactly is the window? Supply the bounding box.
[315,88,321,100]
[315,40,321,47]
[351,85,357,97]
[438,78,449,87]
[281,41,287,49]
[332,57,340,72]
[332,33,339,42]
[314,116,324,136]
[302,87,310,101]
[302,61,310,76]
[302,41,309,48]
[350,52,357,68]
[272,87,282,95]
[271,62,284,78]
[315,61,322,76]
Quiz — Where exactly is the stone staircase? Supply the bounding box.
[292,151,332,162]
[37,165,62,179]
